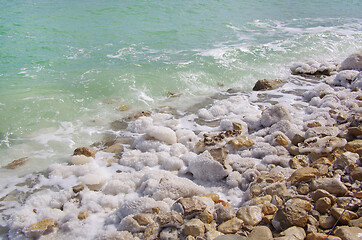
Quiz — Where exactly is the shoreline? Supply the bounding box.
[1,53,362,239]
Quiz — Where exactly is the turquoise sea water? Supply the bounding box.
[0,0,361,176]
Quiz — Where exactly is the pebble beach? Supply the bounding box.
[1,53,362,240]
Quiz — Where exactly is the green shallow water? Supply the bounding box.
[0,0,361,173]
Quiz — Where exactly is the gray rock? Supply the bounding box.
[334,226,362,240]
[310,178,348,196]
[272,206,308,231]
[215,205,236,223]
[214,235,248,240]
[319,215,337,229]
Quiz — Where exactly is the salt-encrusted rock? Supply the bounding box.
[73,146,97,157]
[272,206,308,230]
[315,197,332,214]
[189,151,230,181]
[248,226,273,240]
[156,211,184,228]
[253,79,284,91]
[334,226,362,240]
[331,207,358,224]
[305,126,340,139]
[265,182,287,197]
[262,203,278,215]
[280,226,306,240]
[71,155,94,165]
[288,167,319,184]
[310,178,348,196]
[328,70,360,87]
[159,227,179,240]
[351,72,362,90]
[351,167,362,181]
[184,218,205,237]
[290,60,337,75]
[261,104,291,127]
[25,219,56,238]
[319,215,337,229]
[117,197,170,219]
[215,205,236,223]
[339,52,362,71]
[146,126,177,145]
[144,222,160,239]
[289,155,309,169]
[236,206,263,226]
[177,197,207,216]
[306,232,342,240]
[217,217,243,234]
[285,198,312,211]
[334,152,359,170]
[299,136,347,154]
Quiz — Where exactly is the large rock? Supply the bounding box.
[285,198,312,211]
[217,217,244,234]
[339,52,362,71]
[272,206,308,231]
[288,167,319,184]
[236,206,263,226]
[310,178,348,196]
[253,79,284,91]
[334,226,362,240]
[248,226,273,240]
[261,104,291,127]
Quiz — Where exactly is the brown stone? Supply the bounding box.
[345,139,362,153]
[297,182,310,195]
[178,197,207,216]
[289,155,309,169]
[351,167,362,181]
[104,144,124,155]
[73,147,97,157]
[248,226,273,240]
[118,105,130,111]
[184,219,205,237]
[275,134,289,146]
[310,189,337,204]
[77,210,89,220]
[306,232,341,240]
[348,126,362,136]
[252,79,284,91]
[281,226,306,240]
[228,136,255,150]
[285,198,312,211]
[262,215,274,224]
[315,197,332,214]
[72,184,84,193]
[310,157,332,167]
[307,121,322,128]
[232,122,243,131]
[217,217,243,234]
[288,167,319,184]
[331,207,358,224]
[262,203,278,215]
[3,157,28,169]
[27,218,55,236]
[319,215,337,229]
[310,178,348,196]
[156,211,183,227]
[133,213,154,226]
[272,206,308,230]
[265,182,287,197]
[198,211,214,224]
[209,147,229,166]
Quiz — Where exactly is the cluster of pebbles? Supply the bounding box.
[2,53,362,240]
